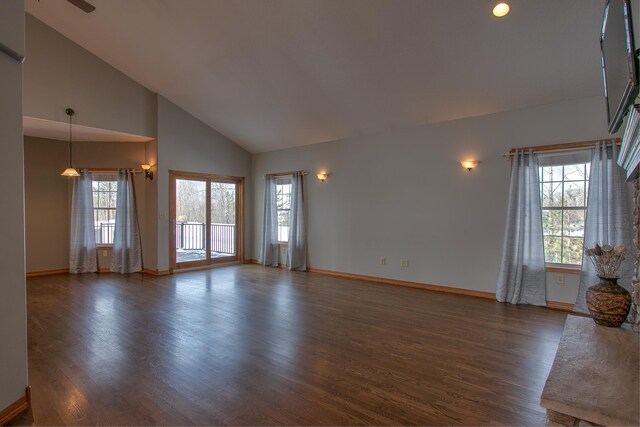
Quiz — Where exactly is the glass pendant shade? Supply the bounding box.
[61,167,80,177]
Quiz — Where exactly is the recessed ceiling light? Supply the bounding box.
[493,2,510,17]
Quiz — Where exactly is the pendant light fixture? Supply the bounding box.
[61,108,80,177]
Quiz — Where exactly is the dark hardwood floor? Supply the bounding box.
[12,265,567,426]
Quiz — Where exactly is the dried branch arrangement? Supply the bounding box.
[585,244,627,278]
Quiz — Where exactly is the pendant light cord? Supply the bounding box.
[66,108,75,168]
[69,112,73,167]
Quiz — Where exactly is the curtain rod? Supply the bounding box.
[269,170,308,177]
[503,137,621,158]
[81,167,143,173]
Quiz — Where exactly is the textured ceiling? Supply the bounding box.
[25,0,607,153]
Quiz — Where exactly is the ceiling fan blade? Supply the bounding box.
[66,0,96,13]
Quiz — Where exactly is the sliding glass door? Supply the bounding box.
[174,177,208,264]
[170,171,243,270]
[210,182,237,259]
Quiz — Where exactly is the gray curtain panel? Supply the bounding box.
[69,171,97,273]
[261,174,279,266]
[496,150,547,306]
[574,142,634,313]
[287,172,307,271]
[111,170,142,273]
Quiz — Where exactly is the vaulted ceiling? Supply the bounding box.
[25,0,606,153]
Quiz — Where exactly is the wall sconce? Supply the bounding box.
[316,172,329,182]
[460,160,479,171]
[492,1,511,18]
[141,164,154,180]
[492,2,510,17]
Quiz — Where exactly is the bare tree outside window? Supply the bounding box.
[276,178,292,242]
[176,179,207,223]
[540,163,589,266]
[210,182,236,224]
[92,179,117,244]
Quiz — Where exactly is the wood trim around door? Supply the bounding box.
[169,170,244,271]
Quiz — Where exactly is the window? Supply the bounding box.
[276,177,292,242]
[539,161,590,266]
[92,178,117,245]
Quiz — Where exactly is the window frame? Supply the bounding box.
[275,176,293,244]
[168,170,245,271]
[92,173,118,247]
[539,157,590,269]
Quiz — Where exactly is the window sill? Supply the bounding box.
[545,265,581,275]
[97,245,113,250]
[277,242,288,246]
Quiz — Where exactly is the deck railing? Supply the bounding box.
[175,222,236,255]
[95,222,236,255]
[95,223,115,245]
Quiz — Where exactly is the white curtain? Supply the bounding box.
[574,142,634,313]
[69,171,97,273]
[287,172,307,271]
[261,174,279,266]
[496,150,547,306]
[111,170,142,273]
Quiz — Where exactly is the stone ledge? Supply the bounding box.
[541,315,639,426]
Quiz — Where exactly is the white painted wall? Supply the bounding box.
[24,137,69,272]
[24,14,156,138]
[546,271,581,304]
[144,139,159,271]
[252,96,613,303]
[156,96,252,271]
[0,0,28,411]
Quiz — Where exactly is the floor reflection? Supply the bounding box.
[22,265,568,426]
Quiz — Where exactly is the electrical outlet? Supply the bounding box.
[379,257,386,265]
[556,274,565,285]
[103,250,108,257]
[159,212,166,220]
[400,259,409,267]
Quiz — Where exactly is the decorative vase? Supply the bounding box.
[586,276,632,327]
